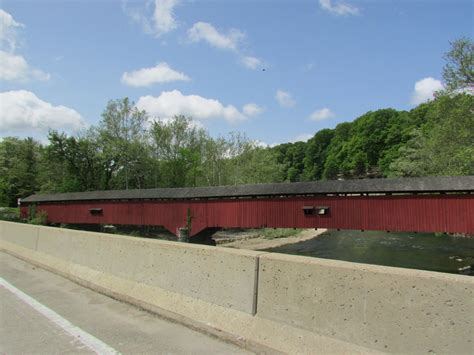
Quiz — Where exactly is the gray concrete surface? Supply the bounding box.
[0,221,383,354]
[0,252,250,354]
[258,252,474,354]
[1,221,38,250]
[32,223,260,314]
[7,220,472,354]
[1,286,97,354]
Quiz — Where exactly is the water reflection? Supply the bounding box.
[267,230,474,275]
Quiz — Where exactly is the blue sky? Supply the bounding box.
[0,0,472,145]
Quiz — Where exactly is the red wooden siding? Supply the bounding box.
[21,194,474,236]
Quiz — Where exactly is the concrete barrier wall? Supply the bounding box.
[2,222,39,250]
[36,226,259,313]
[0,222,258,314]
[258,252,474,354]
[1,221,473,354]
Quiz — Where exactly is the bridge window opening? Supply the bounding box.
[316,206,329,215]
[302,206,315,215]
[89,208,103,216]
[303,206,329,216]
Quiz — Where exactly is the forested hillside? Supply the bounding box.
[1,39,472,207]
[276,93,473,181]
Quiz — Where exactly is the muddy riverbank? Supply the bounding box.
[218,228,327,250]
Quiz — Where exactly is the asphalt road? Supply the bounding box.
[0,252,251,354]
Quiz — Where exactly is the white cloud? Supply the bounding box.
[319,0,359,16]
[136,90,247,123]
[0,8,24,51]
[0,90,86,137]
[121,62,190,87]
[254,140,269,148]
[269,133,313,147]
[0,50,27,80]
[0,10,50,83]
[124,0,179,37]
[242,103,264,117]
[411,77,444,105]
[309,108,335,122]
[241,56,262,70]
[275,90,295,108]
[186,21,263,71]
[187,22,244,51]
[125,2,263,70]
[0,50,50,82]
[291,133,313,143]
[152,0,179,37]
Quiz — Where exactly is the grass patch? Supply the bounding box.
[0,207,20,222]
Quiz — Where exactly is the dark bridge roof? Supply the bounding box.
[22,176,474,203]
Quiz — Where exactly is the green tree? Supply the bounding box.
[389,94,474,176]
[41,130,104,192]
[322,122,352,179]
[225,132,254,184]
[199,136,230,186]
[98,98,149,189]
[443,37,474,93]
[150,115,206,187]
[0,137,40,206]
[388,129,431,177]
[273,141,306,182]
[303,129,334,180]
[232,144,283,184]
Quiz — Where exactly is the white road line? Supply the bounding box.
[0,277,119,355]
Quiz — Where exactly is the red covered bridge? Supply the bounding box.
[21,176,474,239]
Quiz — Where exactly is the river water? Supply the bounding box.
[267,230,474,275]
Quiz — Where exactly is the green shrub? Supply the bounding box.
[0,207,20,221]
[28,209,48,225]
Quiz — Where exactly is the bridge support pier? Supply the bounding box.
[177,227,189,243]
[189,228,220,246]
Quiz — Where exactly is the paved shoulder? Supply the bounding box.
[0,252,251,354]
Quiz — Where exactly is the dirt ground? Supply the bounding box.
[218,228,327,251]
